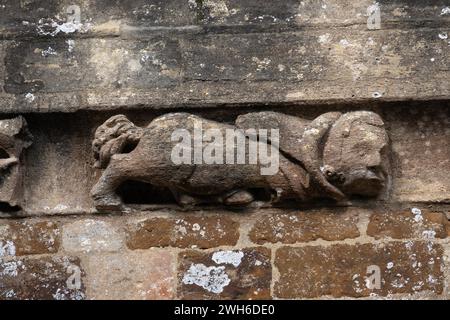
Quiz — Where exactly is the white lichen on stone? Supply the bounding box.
[422,230,436,240]
[41,47,57,57]
[5,289,16,298]
[212,250,244,267]
[24,93,35,103]
[251,57,271,71]
[411,207,423,223]
[1,261,23,277]
[438,32,448,40]
[318,33,331,44]
[54,204,68,211]
[36,18,91,37]
[0,240,16,257]
[339,39,350,47]
[66,39,75,53]
[182,263,231,294]
[187,0,197,9]
[441,7,450,15]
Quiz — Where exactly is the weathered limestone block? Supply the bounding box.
[0,0,196,38]
[126,216,239,249]
[85,250,175,300]
[178,247,271,299]
[0,220,60,256]
[386,107,450,203]
[3,38,183,95]
[197,0,450,27]
[62,219,123,253]
[0,116,32,208]
[1,0,449,39]
[275,242,444,298]
[91,111,389,211]
[23,113,96,215]
[0,256,85,300]
[1,27,450,113]
[249,208,360,244]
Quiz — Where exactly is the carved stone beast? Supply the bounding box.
[0,116,33,208]
[91,111,390,211]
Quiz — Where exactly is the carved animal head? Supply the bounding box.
[322,111,390,197]
[92,115,142,168]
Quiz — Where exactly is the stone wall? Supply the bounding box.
[0,0,450,300]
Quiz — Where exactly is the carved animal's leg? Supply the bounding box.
[171,190,200,207]
[0,157,18,170]
[91,155,132,211]
[222,190,254,206]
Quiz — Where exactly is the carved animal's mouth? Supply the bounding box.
[341,167,386,197]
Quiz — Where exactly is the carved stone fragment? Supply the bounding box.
[91,111,390,211]
[0,116,32,208]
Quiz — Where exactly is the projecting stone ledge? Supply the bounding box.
[1,25,449,113]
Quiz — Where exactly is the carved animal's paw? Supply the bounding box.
[0,157,18,170]
[176,194,201,210]
[92,194,124,213]
[223,190,254,206]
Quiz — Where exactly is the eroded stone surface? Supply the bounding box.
[197,0,450,27]
[126,216,239,249]
[0,220,60,256]
[2,27,449,113]
[275,242,444,298]
[178,247,271,299]
[62,219,123,253]
[85,249,175,300]
[249,208,360,244]
[367,209,449,239]
[0,256,85,300]
[387,107,450,203]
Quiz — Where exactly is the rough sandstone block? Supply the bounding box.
[0,256,85,300]
[249,208,360,244]
[178,247,271,299]
[126,216,239,249]
[85,250,175,300]
[0,220,60,256]
[275,242,444,298]
[367,209,449,240]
